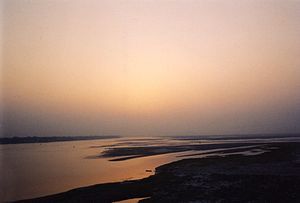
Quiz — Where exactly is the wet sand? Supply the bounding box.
[18,142,300,203]
[99,143,262,161]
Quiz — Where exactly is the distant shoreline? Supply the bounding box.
[0,136,120,145]
[1,133,299,145]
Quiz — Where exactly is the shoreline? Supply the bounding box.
[0,136,120,145]
[17,141,300,203]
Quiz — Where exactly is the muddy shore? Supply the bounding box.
[18,142,300,203]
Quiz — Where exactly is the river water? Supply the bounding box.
[1,135,299,202]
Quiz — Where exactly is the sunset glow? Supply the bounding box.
[2,0,300,136]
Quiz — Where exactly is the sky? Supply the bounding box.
[1,0,300,137]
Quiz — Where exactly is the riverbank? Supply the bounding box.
[18,142,300,202]
[0,136,120,145]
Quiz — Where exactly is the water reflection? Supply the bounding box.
[0,137,200,202]
[1,136,299,202]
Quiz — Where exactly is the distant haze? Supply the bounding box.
[2,0,300,137]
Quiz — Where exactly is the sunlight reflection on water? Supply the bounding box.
[0,137,198,201]
[1,136,299,202]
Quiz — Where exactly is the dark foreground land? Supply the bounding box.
[19,142,300,203]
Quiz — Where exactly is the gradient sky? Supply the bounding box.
[2,0,300,137]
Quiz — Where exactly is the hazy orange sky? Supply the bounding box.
[2,0,300,136]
